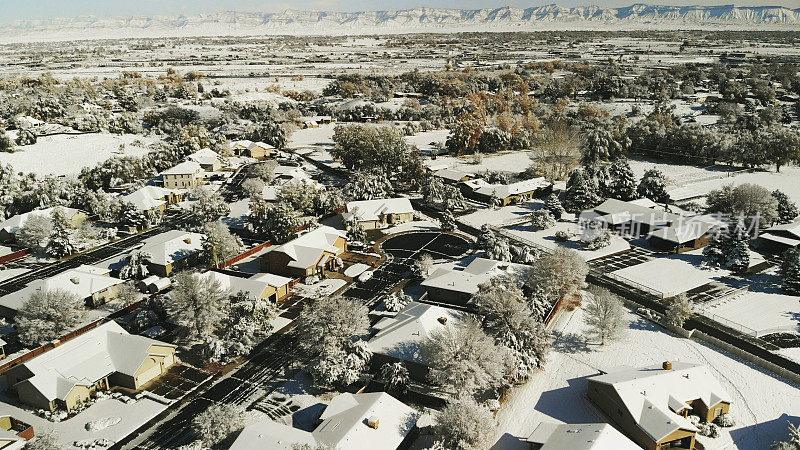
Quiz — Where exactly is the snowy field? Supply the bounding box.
[492,305,800,450]
[502,221,631,262]
[426,151,533,175]
[0,133,155,176]
[287,123,336,148]
[609,250,730,298]
[459,203,539,229]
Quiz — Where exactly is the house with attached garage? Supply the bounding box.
[137,230,206,277]
[0,207,88,244]
[121,185,185,216]
[230,392,418,450]
[3,321,176,412]
[526,422,639,449]
[187,148,224,172]
[198,270,294,303]
[342,198,414,230]
[0,264,125,318]
[586,361,732,450]
[161,161,204,189]
[247,141,277,160]
[260,226,347,279]
[421,257,531,306]
[467,177,553,206]
[368,301,461,381]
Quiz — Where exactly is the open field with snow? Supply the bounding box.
[492,304,800,450]
[0,133,156,176]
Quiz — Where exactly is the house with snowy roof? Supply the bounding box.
[368,302,461,380]
[230,392,418,450]
[121,186,184,216]
[0,207,88,243]
[260,226,346,279]
[469,177,552,206]
[421,257,531,306]
[0,264,125,317]
[526,422,639,450]
[342,198,414,230]
[161,161,203,189]
[247,141,277,160]
[3,321,176,412]
[187,148,224,172]
[231,139,254,156]
[757,220,800,254]
[137,230,205,277]
[587,361,732,450]
[198,270,293,303]
[433,168,474,184]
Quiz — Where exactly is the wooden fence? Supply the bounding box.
[0,249,28,265]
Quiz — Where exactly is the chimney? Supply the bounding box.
[663,361,673,370]
[437,317,447,325]
[184,238,192,244]
[367,416,379,429]
[70,277,80,285]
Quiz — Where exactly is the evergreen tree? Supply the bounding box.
[564,167,602,212]
[780,249,800,295]
[637,169,670,204]
[773,190,799,225]
[543,193,565,219]
[440,210,457,232]
[46,208,74,258]
[606,158,638,201]
[703,221,750,273]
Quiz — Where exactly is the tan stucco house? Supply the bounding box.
[0,207,88,243]
[261,226,346,279]
[199,271,294,304]
[161,161,203,189]
[342,198,414,230]
[4,321,176,412]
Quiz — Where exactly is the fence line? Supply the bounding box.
[0,249,28,265]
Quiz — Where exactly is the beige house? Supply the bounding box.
[587,362,732,450]
[4,321,176,412]
[342,198,414,230]
[0,265,125,317]
[137,230,206,277]
[247,142,277,160]
[199,271,294,304]
[161,161,203,189]
[188,148,224,172]
[122,186,184,216]
[0,207,88,243]
[261,226,347,279]
[421,258,531,306]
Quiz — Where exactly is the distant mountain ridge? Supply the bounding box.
[2,4,799,43]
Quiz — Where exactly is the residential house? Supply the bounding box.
[368,302,460,380]
[187,148,224,172]
[260,226,347,279]
[0,415,32,449]
[137,230,205,277]
[466,178,552,206]
[421,257,531,306]
[247,142,277,160]
[526,422,639,449]
[342,198,414,230]
[230,392,417,450]
[199,270,293,303]
[0,207,88,243]
[121,186,184,216]
[161,161,203,189]
[4,321,176,412]
[0,265,125,317]
[433,168,474,184]
[587,362,732,450]
[757,221,800,254]
[231,139,254,156]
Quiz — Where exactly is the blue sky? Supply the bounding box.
[0,0,793,22]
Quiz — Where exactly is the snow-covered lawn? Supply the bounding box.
[493,305,800,450]
[287,123,336,148]
[703,290,800,337]
[293,278,347,298]
[0,133,155,176]
[502,221,630,262]
[609,250,729,298]
[380,219,440,235]
[426,150,533,175]
[459,203,539,229]
[404,129,449,153]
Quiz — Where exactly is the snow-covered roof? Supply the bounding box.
[122,186,180,212]
[187,148,223,166]
[588,362,732,442]
[474,177,551,199]
[368,302,460,364]
[648,221,715,244]
[434,168,473,182]
[344,198,414,222]
[0,207,84,235]
[230,392,416,450]
[248,141,275,151]
[526,422,639,449]
[161,160,203,176]
[765,221,800,240]
[269,226,345,270]
[421,257,531,296]
[14,321,175,402]
[232,139,254,149]
[138,230,205,266]
[0,265,124,312]
[197,271,292,299]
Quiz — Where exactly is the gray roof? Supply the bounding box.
[421,257,530,296]
[368,302,461,364]
[527,422,639,449]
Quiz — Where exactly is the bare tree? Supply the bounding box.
[582,287,626,345]
[294,296,369,356]
[528,123,581,182]
[202,221,242,267]
[665,293,693,328]
[525,247,588,306]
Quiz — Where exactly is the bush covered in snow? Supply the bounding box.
[384,291,412,312]
[528,209,556,231]
[85,417,121,431]
[715,413,736,427]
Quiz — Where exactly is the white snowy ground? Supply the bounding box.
[287,123,336,148]
[459,203,540,229]
[380,219,441,235]
[608,249,730,298]
[0,133,156,176]
[704,291,800,337]
[502,221,631,262]
[425,151,533,175]
[492,305,800,450]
